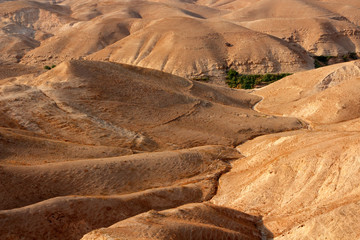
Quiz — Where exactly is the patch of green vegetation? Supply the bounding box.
[44,65,56,70]
[314,59,323,68]
[349,52,358,60]
[192,76,210,82]
[314,55,334,63]
[314,53,358,68]
[313,55,335,68]
[342,52,358,62]
[226,69,292,89]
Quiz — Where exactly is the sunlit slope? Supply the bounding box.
[212,61,360,239]
[89,17,312,78]
[224,0,360,56]
[0,60,304,158]
[255,60,360,124]
[212,128,360,239]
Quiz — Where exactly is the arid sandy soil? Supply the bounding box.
[1,0,360,81]
[0,60,303,239]
[212,60,360,239]
[1,0,360,239]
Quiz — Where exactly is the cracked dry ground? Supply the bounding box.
[1,60,360,239]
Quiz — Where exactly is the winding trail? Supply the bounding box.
[250,88,314,131]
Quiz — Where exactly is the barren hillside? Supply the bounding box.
[81,60,360,240]
[255,60,360,125]
[0,60,304,239]
[1,0,359,80]
[210,60,360,239]
[1,0,360,240]
[0,60,303,164]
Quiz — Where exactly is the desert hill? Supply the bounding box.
[222,0,360,57]
[88,16,312,79]
[209,59,360,239]
[1,0,360,239]
[0,58,359,240]
[254,60,360,125]
[0,0,359,80]
[0,60,305,239]
[212,127,360,239]
[0,0,72,63]
[81,60,360,240]
[0,145,241,239]
[82,203,269,240]
[0,60,303,166]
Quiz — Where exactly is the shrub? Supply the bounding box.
[313,55,336,68]
[226,69,291,89]
[225,69,240,88]
[314,55,335,65]
[349,52,358,59]
[314,59,323,68]
[44,65,56,70]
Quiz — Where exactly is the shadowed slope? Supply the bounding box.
[0,127,133,165]
[81,203,270,240]
[0,64,40,80]
[0,185,215,240]
[240,17,360,56]
[0,145,238,210]
[0,145,241,239]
